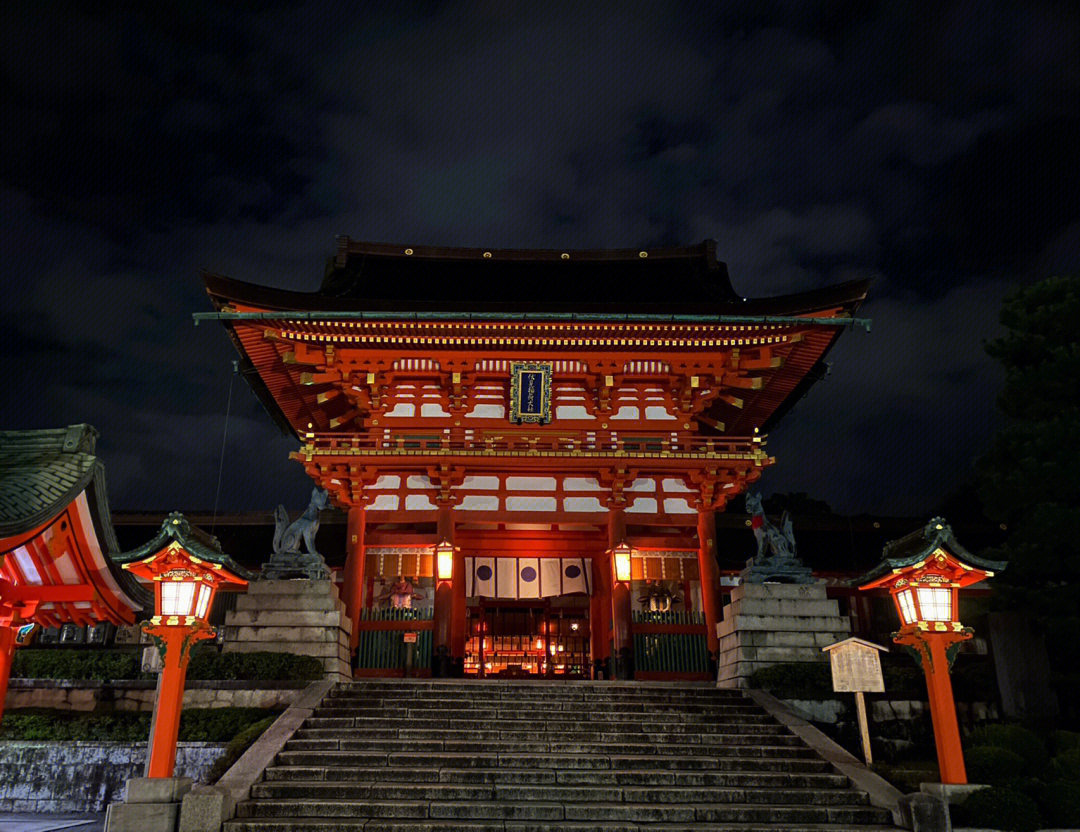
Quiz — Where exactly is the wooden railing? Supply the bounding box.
[354,607,433,676]
[632,610,710,678]
[305,432,760,459]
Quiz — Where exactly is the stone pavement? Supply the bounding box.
[0,813,104,832]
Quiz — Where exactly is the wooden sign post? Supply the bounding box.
[822,637,888,765]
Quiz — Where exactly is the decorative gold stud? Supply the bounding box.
[639,251,648,258]
[483,251,492,259]
[561,253,569,260]
[404,248,413,255]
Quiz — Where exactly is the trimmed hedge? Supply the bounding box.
[205,714,279,783]
[951,786,1042,832]
[12,649,142,681]
[964,745,1028,786]
[1038,779,1080,828]
[967,724,1047,773]
[11,648,323,682]
[187,650,322,681]
[0,707,282,742]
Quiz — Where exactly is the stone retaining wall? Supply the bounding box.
[782,697,1000,757]
[0,741,225,812]
[5,679,307,712]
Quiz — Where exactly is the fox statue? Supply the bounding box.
[273,487,328,555]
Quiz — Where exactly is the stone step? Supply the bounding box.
[293,726,787,743]
[235,799,890,825]
[228,820,898,832]
[235,681,896,831]
[296,720,789,736]
[329,686,747,696]
[282,737,808,754]
[249,781,868,806]
[308,708,773,717]
[261,766,850,789]
[274,750,827,770]
[331,687,739,700]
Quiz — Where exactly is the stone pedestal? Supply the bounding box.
[717,582,851,689]
[105,777,191,832]
[222,580,351,683]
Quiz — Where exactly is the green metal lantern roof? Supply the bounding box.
[114,511,255,581]
[854,516,1007,587]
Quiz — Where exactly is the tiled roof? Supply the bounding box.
[855,517,1007,586]
[115,512,254,580]
[0,424,152,611]
[0,425,100,537]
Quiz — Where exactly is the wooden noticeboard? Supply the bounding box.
[822,637,888,764]
[824,637,886,693]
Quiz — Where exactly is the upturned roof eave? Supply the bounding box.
[202,270,871,320]
[114,512,256,581]
[853,517,1007,587]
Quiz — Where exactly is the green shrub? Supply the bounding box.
[1050,729,1080,755]
[186,650,322,681]
[1047,747,1080,783]
[205,714,279,783]
[967,724,1048,773]
[965,745,1028,786]
[178,708,285,742]
[746,662,832,698]
[951,785,1042,832]
[0,707,281,742]
[0,709,150,741]
[1038,779,1080,828]
[11,648,322,682]
[11,649,143,681]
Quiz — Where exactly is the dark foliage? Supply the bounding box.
[976,275,1080,716]
[11,648,322,681]
[205,713,279,783]
[950,785,1042,832]
[12,649,142,681]
[0,707,281,742]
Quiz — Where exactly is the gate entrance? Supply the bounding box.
[464,599,590,678]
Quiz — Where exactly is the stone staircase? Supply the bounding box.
[226,679,897,832]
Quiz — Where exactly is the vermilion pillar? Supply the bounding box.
[343,505,367,651]
[0,626,15,721]
[432,505,456,678]
[609,508,634,680]
[591,551,612,680]
[444,507,466,677]
[696,509,722,673]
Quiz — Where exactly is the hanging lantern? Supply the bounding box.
[610,540,633,584]
[434,539,455,582]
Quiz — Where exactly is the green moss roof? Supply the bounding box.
[855,516,1007,586]
[114,512,254,580]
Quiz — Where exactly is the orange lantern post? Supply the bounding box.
[117,513,249,778]
[857,518,1005,785]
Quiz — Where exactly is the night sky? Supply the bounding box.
[4,2,1079,518]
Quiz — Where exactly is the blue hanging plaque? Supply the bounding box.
[509,361,553,424]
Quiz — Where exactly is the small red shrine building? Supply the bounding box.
[202,239,868,680]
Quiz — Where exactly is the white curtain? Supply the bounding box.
[465,557,591,598]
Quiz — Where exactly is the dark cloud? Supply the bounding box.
[2,1,1078,515]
